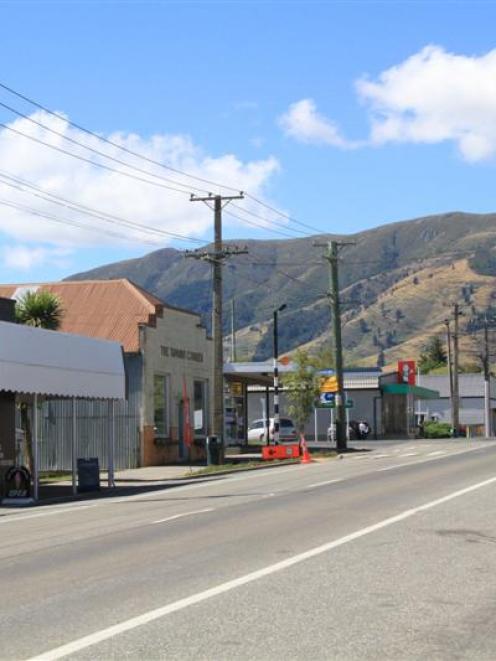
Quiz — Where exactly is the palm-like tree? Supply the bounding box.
[15,290,64,473]
[15,290,63,330]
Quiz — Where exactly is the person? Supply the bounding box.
[358,420,370,440]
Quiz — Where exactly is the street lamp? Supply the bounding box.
[273,303,287,445]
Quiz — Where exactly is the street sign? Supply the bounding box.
[318,392,335,408]
[320,375,338,393]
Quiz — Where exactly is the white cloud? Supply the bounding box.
[2,244,72,271]
[356,45,496,161]
[0,111,280,251]
[280,46,496,162]
[278,99,353,148]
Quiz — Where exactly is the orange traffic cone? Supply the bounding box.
[300,433,312,464]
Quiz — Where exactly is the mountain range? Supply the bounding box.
[69,211,496,368]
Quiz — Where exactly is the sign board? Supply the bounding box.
[318,392,335,407]
[77,457,100,493]
[229,381,243,396]
[345,398,354,409]
[398,360,416,385]
[4,465,31,499]
[320,375,338,393]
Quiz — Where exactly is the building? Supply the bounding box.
[417,373,496,436]
[0,280,212,467]
[242,366,383,441]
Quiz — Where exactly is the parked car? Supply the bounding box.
[247,417,296,443]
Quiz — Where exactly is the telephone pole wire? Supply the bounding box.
[188,193,246,458]
[315,239,354,451]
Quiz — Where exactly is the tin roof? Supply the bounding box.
[0,279,191,353]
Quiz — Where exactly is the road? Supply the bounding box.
[1,439,496,660]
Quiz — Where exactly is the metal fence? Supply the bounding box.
[38,398,140,471]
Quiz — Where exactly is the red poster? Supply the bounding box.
[398,360,416,385]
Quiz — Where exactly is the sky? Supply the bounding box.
[1,0,496,282]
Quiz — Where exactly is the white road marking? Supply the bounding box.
[427,450,446,456]
[306,479,343,489]
[0,505,96,524]
[374,454,390,459]
[28,474,496,661]
[152,508,213,524]
[377,463,412,472]
[399,452,418,457]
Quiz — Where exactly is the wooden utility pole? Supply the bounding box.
[452,303,461,436]
[231,298,237,362]
[444,319,455,431]
[188,193,246,456]
[315,240,354,451]
[483,316,492,438]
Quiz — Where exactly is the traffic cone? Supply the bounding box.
[300,433,312,464]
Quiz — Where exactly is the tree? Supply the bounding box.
[15,290,64,472]
[282,349,321,433]
[15,290,63,329]
[418,336,447,374]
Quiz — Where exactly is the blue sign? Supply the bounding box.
[319,392,335,407]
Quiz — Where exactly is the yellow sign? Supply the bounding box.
[230,381,243,396]
[320,376,338,393]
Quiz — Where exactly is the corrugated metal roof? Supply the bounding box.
[0,279,183,352]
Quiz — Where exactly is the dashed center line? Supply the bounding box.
[427,450,446,456]
[399,452,418,457]
[307,479,343,489]
[152,508,213,524]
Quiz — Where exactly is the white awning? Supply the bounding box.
[0,321,125,399]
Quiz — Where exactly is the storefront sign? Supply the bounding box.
[398,360,416,385]
[161,346,204,363]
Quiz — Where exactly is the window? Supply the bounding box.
[153,374,169,436]
[194,380,207,435]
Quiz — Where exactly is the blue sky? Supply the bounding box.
[1,0,496,282]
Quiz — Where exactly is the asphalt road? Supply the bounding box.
[1,439,496,660]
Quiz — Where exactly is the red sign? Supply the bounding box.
[182,377,193,449]
[398,360,416,385]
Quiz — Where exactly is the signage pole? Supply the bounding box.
[108,400,115,488]
[33,394,39,502]
[314,406,318,442]
[72,398,77,496]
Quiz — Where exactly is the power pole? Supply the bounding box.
[273,303,286,445]
[231,298,237,362]
[315,240,354,451]
[444,318,455,430]
[188,193,246,457]
[452,303,461,436]
[483,315,492,438]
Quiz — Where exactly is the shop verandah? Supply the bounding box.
[0,319,125,502]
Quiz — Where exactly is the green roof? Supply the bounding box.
[381,383,440,400]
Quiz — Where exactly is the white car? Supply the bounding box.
[247,417,297,443]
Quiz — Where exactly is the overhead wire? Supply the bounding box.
[0,170,205,245]
[0,81,324,238]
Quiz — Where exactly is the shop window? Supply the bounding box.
[154,374,169,437]
[194,380,207,435]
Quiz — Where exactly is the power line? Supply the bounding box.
[0,81,325,237]
[0,122,194,196]
[0,197,160,245]
[0,170,205,245]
